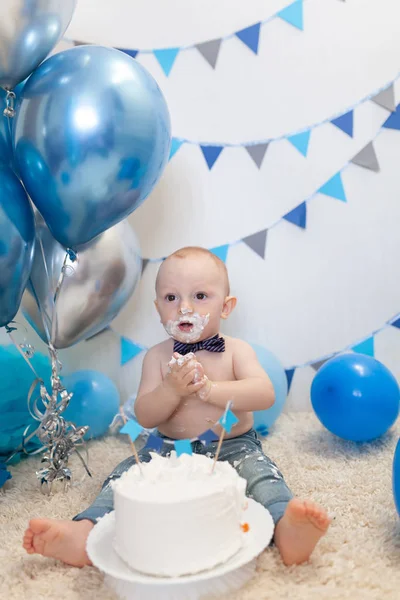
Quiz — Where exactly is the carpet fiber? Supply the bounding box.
[1,413,400,599]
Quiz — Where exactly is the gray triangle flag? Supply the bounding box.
[245,143,269,169]
[196,39,222,69]
[141,259,149,275]
[311,359,328,371]
[372,85,396,112]
[351,142,380,172]
[242,230,268,258]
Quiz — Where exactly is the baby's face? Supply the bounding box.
[155,255,229,343]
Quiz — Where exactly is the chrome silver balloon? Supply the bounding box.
[0,0,76,90]
[22,216,142,349]
[13,45,171,249]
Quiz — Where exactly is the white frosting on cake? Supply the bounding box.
[112,453,247,577]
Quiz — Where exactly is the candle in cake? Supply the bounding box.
[119,409,144,474]
[211,401,239,473]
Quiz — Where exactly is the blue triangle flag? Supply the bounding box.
[119,48,138,59]
[285,369,295,391]
[120,420,143,443]
[199,429,218,445]
[121,337,144,366]
[352,337,374,356]
[219,409,239,434]
[210,244,229,263]
[331,111,354,137]
[287,131,310,156]
[200,145,223,169]
[154,48,179,76]
[283,202,307,229]
[392,317,400,329]
[318,173,347,202]
[174,439,193,457]
[145,433,163,452]
[235,23,261,54]
[169,138,184,161]
[383,105,400,130]
[278,0,304,31]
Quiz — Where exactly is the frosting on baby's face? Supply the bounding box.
[155,254,232,343]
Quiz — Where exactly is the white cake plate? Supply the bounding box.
[86,499,274,600]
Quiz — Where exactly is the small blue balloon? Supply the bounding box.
[311,353,400,442]
[62,370,120,440]
[393,439,400,516]
[14,45,171,249]
[0,164,35,327]
[251,345,288,436]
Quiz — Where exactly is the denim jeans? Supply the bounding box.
[73,429,293,530]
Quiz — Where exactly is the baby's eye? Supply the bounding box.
[195,292,207,300]
[165,294,176,302]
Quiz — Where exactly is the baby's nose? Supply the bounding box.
[179,305,193,315]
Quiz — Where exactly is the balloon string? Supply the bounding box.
[7,329,41,381]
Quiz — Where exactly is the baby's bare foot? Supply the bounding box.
[274,498,331,565]
[22,518,94,567]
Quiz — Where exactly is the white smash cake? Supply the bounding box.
[112,452,247,577]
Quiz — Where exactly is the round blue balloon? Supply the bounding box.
[14,45,171,249]
[62,370,120,439]
[251,345,288,436]
[0,345,51,460]
[0,164,35,327]
[311,353,400,442]
[393,439,400,516]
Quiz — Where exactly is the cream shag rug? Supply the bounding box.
[1,413,400,600]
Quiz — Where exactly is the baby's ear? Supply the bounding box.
[221,296,237,319]
[154,299,160,314]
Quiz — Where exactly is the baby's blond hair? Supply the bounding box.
[156,246,230,295]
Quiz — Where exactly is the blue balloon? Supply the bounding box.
[251,345,288,436]
[393,439,400,515]
[14,45,171,249]
[0,345,51,461]
[62,370,120,440]
[311,353,400,442]
[0,164,35,327]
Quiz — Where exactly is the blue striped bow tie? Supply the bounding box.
[173,334,225,355]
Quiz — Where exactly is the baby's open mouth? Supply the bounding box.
[178,321,193,332]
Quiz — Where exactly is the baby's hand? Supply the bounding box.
[165,353,207,397]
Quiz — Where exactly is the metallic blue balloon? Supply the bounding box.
[393,439,400,516]
[0,0,76,90]
[0,164,35,327]
[14,45,171,249]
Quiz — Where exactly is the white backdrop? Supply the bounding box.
[3,0,400,411]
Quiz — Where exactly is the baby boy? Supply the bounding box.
[23,246,330,567]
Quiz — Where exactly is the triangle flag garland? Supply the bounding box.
[351,142,379,172]
[283,202,307,229]
[169,138,184,161]
[200,145,224,169]
[372,85,396,112]
[121,337,144,366]
[285,369,295,392]
[311,359,328,371]
[318,173,347,202]
[352,337,374,357]
[210,244,229,263]
[153,48,180,76]
[392,317,400,329]
[277,0,304,31]
[331,110,354,137]
[119,48,138,59]
[235,23,261,55]
[141,259,149,275]
[287,131,310,156]
[196,39,222,69]
[245,143,269,168]
[382,104,400,130]
[242,230,268,258]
